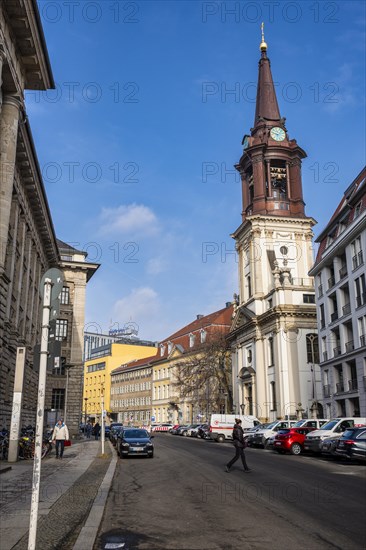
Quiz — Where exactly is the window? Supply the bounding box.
[303,294,315,304]
[247,275,252,298]
[167,341,173,354]
[160,344,166,357]
[306,334,319,364]
[51,389,65,410]
[55,319,68,341]
[355,274,366,307]
[320,304,325,329]
[200,329,207,344]
[268,337,275,367]
[270,381,277,411]
[189,333,196,348]
[60,286,70,305]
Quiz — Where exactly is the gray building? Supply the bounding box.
[309,167,366,418]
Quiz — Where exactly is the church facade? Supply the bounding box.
[228,29,321,422]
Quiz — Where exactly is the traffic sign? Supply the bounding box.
[40,268,64,301]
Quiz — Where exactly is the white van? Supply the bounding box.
[209,414,260,443]
[304,417,366,453]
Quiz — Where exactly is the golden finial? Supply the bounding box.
[260,22,267,52]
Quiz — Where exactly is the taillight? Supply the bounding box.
[209,427,212,432]
[343,440,354,445]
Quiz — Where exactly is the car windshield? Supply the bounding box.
[265,421,278,429]
[319,420,340,430]
[124,430,149,439]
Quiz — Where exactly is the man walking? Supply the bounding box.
[52,418,69,459]
[225,418,251,473]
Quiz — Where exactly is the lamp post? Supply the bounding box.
[101,384,105,455]
[84,397,88,433]
[307,334,319,419]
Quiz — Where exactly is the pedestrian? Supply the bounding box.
[225,418,252,473]
[52,418,69,459]
[85,422,92,439]
[94,421,101,440]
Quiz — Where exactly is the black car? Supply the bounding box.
[110,425,124,446]
[117,428,154,458]
[335,427,366,462]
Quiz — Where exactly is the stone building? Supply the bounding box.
[44,240,99,436]
[228,31,321,422]
[0,0,57,428]
[309,167,366,417]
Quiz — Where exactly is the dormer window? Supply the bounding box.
[160,344,166,357]
[189,333,196,348]
[200,329,207,344]
[167,341,173,354]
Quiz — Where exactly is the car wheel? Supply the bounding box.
[264,439,271,449]
[290,443,302,455]
[182,431,188,437]
[216,435,225,443]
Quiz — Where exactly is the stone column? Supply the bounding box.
[0,95,22,273]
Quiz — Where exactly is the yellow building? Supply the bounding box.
[83,340,157,423]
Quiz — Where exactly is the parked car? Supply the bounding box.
[319,435,342,457]
[251,420,298,448]
[335,427,366,462]
[110,426,124,446]
[189,424,204,437]
[273,427,316,455]
[180,424,200,437]
[105,425,111,438]
[209,414,260,443]
[245,423,271,447]
[169,425,180,434]
[176,425,190,436]
[304,417,366,454]
[196,424,210,439]
[293,419,328,429]
[116,428,154,458]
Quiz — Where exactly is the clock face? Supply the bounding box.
[270,127,286,141]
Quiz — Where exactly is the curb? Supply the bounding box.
[73,441,117,549]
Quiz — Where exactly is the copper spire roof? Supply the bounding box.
[253,26,281,130]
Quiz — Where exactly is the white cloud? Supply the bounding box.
[113,287,162,339]
[98,203,160,237]
[146,257,168,275]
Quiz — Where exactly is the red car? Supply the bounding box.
[273,427,316,455]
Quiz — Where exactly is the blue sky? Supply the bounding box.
[28,1,365,340]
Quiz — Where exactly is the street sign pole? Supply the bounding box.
[28,278,52,550]
[28,268,63,550]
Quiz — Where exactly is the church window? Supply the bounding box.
[269,160,287,199]
[306,334,319,364]
[268,337,275,367]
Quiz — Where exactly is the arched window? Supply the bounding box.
[306,334,319,364]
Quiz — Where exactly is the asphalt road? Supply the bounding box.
[95,434,366,550]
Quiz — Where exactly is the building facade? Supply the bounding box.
[44,240,99,436]
[83,341,157,423]
[84,326,140,361]
[228,31,320,422]
[309,168,366,418]
[0,0,58,428]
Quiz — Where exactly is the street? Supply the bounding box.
[95,434,366,550]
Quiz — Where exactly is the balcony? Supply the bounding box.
[318,284,323,298]
[336,382,344,393]
[360,335,366,347]
[328,276,335,289]
[348,379,358,391]
[323,351,328,361]
[323,385,331,398]
[352,250,364,270]
[345,340,354,353]
[330,311,339,322]
[339,265,348,280]
[333,346,342,357]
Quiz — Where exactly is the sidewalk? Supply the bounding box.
[0,438,117,550]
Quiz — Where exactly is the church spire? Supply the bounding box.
[253,23,281,133]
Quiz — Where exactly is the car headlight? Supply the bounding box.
[146,442,153,447]
[122,442,130,447]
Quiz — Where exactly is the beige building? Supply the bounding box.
[45,240,99,436]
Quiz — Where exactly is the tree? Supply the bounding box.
[172,334,233,419]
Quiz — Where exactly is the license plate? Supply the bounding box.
[131,447,144,452]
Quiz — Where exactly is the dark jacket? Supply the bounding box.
[232,423,245,448]
[93,423,101,435]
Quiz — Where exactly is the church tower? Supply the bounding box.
[229,26,321,423]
